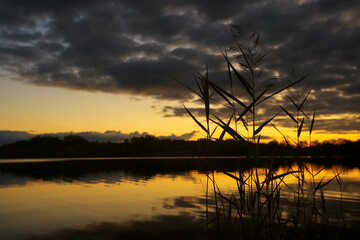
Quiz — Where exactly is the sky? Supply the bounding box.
[0,0,359,144]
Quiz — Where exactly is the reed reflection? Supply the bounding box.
[202,163,360,239]
[0,159,359,240]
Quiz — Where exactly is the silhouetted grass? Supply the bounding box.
[181,25,355,239]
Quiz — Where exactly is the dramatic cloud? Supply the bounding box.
[0,130,197,145]
[1,0,359,132]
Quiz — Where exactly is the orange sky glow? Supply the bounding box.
[1,78,359,143]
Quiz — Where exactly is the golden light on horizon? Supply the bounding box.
[0,78,359,142]
[0,79,195,137]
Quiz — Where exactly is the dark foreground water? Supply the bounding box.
[0,157,359,240]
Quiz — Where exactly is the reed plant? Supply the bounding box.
[181,25,343,239]
[277,68,317,149]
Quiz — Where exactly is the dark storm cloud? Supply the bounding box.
[0,130,197,145]
[104,57,197,98]
[0,0,359,132]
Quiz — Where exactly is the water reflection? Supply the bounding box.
[0,158,359,240]
[24,215,206,240]
[209,164,360,228]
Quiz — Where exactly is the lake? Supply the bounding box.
[0,157,359,239]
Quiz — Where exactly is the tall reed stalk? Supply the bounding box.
[180,25,343,239]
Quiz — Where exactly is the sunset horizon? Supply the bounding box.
[1,76,359,144]
[1,0,359,145]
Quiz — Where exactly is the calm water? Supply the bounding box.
[0,158,359,239]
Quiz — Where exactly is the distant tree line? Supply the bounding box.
[0,135,359,159]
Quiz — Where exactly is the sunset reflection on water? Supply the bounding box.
[0,159,359,239]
